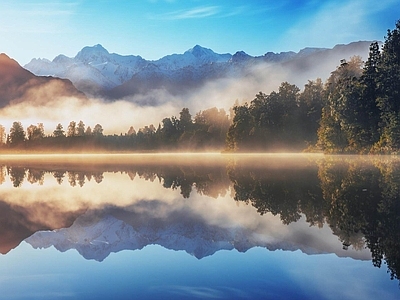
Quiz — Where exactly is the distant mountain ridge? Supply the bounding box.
[0,53,86,108]
[24,42,373,100]
[25,208,371,262]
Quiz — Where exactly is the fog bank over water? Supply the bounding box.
[0,41,370,134]
[0,96,181,135]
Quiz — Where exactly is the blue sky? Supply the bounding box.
[1,0,399,65]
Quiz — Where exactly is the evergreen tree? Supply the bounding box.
[53,123,65,137]
[0,125,6,144]
[76,120,85,136]
[374,21,400,152]
[317,57,365,153]
[85,126,92,136]
[179,108,192,132]
[359,42,382,148]
[160,117,179,146]
[9,121,25,145]
[93,124,103,136]
[67,121,76,137]
[226,103,253,151]
[298,79,324,146]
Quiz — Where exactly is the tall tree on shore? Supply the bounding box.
[27,123,45,141]
[374,20,400,152]
[85,126,92,136]
[179,108,192,132]
[0,125,6,144]
[53,123,65,137]
[9,121,25,145]
[93,124,103,136]
[359,42,382,148]
[226,103,253,151]
[67,121,76,137]
[317,57,364,153]
[298,79,324,146]
[76,120,85,136]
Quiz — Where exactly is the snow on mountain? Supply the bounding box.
[75,44,147,85]
[154,45,231,71]
[22,43,271,96]
[24,41,373,99]
[24,205,369,262]
[75,44,110,63]
[24,44,147,95]
[25,213,237,261]
[24,211,307,262]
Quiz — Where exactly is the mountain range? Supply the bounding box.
[25,206,371,262]
[24,42,373,101]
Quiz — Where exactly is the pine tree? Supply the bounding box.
[9,121,25,145]
[359,42,381,148]
[53,123,65,137]
[374,20,400,152]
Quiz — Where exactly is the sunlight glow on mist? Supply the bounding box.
[0,53,361,135]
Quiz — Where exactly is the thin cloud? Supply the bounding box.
[0,1,78,33]
[153,6,221,20]
[151,5,267,21]
[218,6,247,18]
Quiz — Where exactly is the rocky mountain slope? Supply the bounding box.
[0,53,86,108]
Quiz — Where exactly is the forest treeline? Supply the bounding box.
[0,106,230,152]
[1,21,400,154]
[228,20,400,153]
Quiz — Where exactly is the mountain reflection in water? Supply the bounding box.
[0,154,399,285]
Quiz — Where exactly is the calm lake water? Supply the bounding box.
[0,153,399,300]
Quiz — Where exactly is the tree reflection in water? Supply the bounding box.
[7,166,26,188]
[228,157,400,282]
[0,155,399,282]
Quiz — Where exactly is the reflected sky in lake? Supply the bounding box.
[0,154,399,299]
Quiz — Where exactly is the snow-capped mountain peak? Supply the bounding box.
[230,51,252,63]
[186,44,231,62]
[53,54,73,64]
[186,45,216,58]
[75,44,110,63]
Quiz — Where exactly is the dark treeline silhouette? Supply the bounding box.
[226,81,322,152]
[0,162,230,198]
[0,106,231,152]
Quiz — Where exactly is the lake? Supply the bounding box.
[0,153,399,300]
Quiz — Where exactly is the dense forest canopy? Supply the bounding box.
[1,21,400,154]
[228,20,400,154]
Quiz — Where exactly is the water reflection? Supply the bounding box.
[0,154,399,284]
